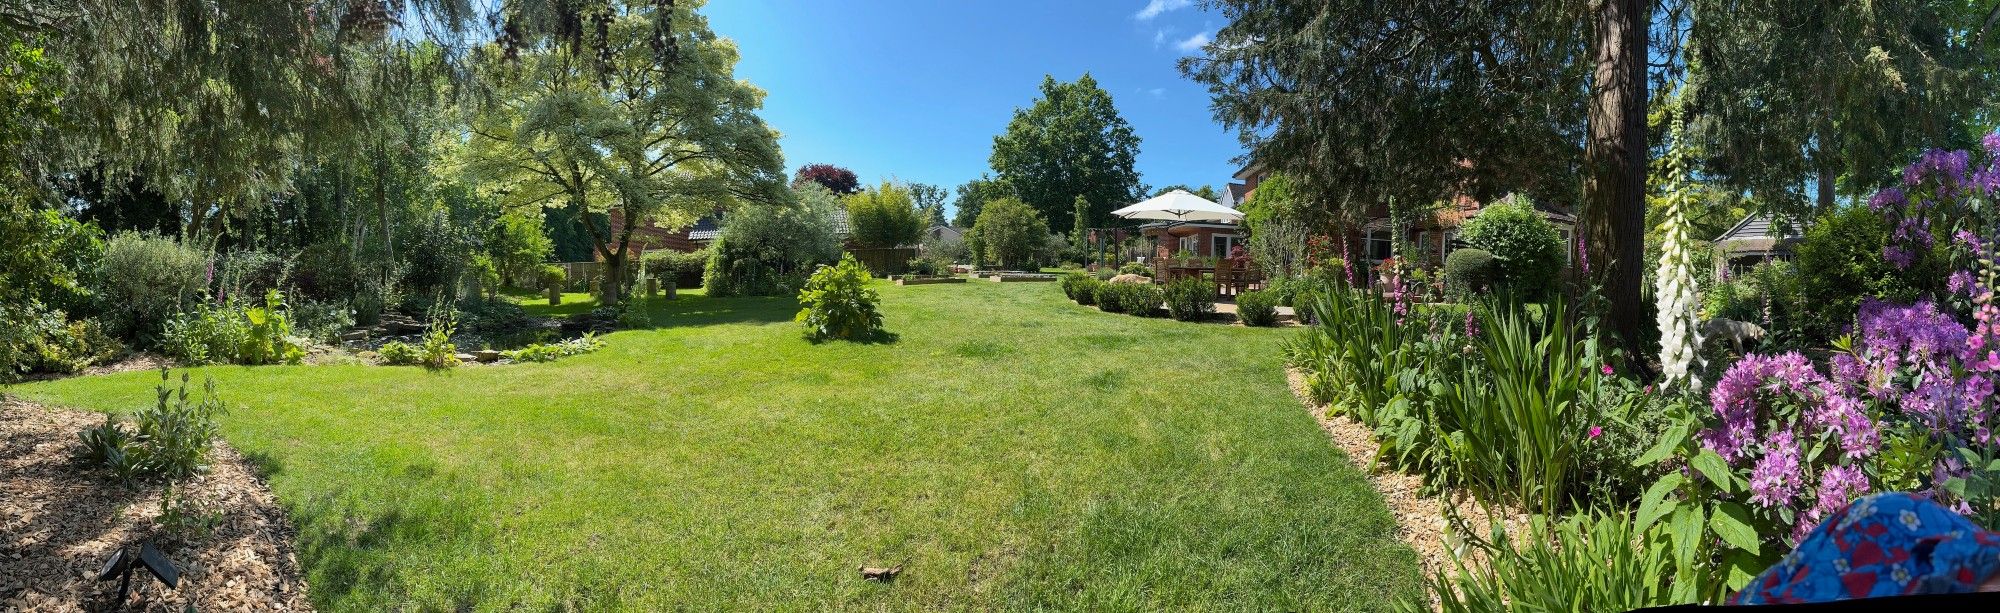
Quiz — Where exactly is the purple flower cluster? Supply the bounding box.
[1704,352,1838,462]
[1748,429,1802,507]
[1834,300,1993,436]
[1703,351,1880,538]
[1868,187,1906,211]
[1904,148,1971,190]
[1380,262,1411,322]
[1875,138,2000,270]
[1795,465,1871,542]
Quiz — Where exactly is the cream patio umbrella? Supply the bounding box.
[1109,189,1244,223]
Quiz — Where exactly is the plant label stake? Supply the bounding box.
[98,541,179,603]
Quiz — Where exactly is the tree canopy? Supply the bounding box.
[1685,0,1997,219]
[907,182,948,228]
[845,181,924,248]
[450,1,786,304]
[968,197,1049,270]
[792,163,861,195]
[989,74,1143,232]
[1152,184,1220,201]
[1184,0,1658,349]
[951,174,1014,228]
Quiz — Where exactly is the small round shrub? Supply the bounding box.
[1236,290,1280,327]
[1443,248,1496,300]
[708,186,845,297]
[1074,277,1103,306]
[537,264,567,291]
[95,233,210,343]
[1792,207,1937,343]
[642,248,710,288]
[1058,272,1094,302]
[796,254,885,342]
[378,340,422,366]
[1118,261,1150,277]
[1164,277,1216,322]
[1095,282,1134,314]
[1458,195,1563,296]
[1105,282,1163,316]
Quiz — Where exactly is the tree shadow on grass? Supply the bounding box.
[288,474,496,611]
[646,294,800,328]
[805,329,901,345]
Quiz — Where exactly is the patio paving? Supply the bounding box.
[1214,300,1300,324]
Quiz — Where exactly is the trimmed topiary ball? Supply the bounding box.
[1443,248,1496,300]
[1236,290,1280,326]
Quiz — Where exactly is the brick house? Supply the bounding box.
[1210,161,1576,271]
[601,209,721,260]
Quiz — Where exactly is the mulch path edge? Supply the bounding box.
[1,397,315,612]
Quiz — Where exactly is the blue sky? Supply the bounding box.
[704,0,1246,214]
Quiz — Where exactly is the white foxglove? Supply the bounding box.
[1656,111,1704,390]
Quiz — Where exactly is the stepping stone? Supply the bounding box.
[472,350,501,363]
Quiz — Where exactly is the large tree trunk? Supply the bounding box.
[601,253,626,306]
[1584,0,1650,354]
[374,142,395,264]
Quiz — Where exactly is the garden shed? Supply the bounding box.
[1712,213,1804,279]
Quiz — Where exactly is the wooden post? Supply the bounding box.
[646,278,659,299]
[548,286,561,306]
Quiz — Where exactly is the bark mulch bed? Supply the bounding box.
[1285,369,1529,589]
[0,397,313,612]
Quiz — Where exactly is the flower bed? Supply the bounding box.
[1288,138,2000,608]
[892,275,966,286]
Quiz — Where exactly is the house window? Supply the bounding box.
[1559,228,1574,261]
[1415,230,1432,264]
[1178,235,1199,254]
[1365,229,1393,262]
[1443,230,1458,259]
[1212,234,1240,257]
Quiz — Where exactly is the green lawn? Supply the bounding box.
[10,282,1420,611]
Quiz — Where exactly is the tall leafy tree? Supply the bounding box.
[792,163,861,195]
[1585,0,1652,350]
[1686,0,1994,219]
[907,182,948,228]
[1151,184,1220,201]
[452,0,786,305]
[1183,0,1662,350]
[951,174,1014,228]
[9,1,486,238]
[989,74,1143,232]
[487,210,555,288]
[845,181,924,248]
[969,197,1049,270]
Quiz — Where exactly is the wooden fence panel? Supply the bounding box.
[846,247,917,276]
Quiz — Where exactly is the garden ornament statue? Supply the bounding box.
[98,541,179,604]
[1700,317,1765,356]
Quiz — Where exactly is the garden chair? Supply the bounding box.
[1213,257,1236,297]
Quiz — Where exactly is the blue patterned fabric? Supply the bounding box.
[1731,492,2000,604]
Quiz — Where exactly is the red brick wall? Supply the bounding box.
[602,210,700,261]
